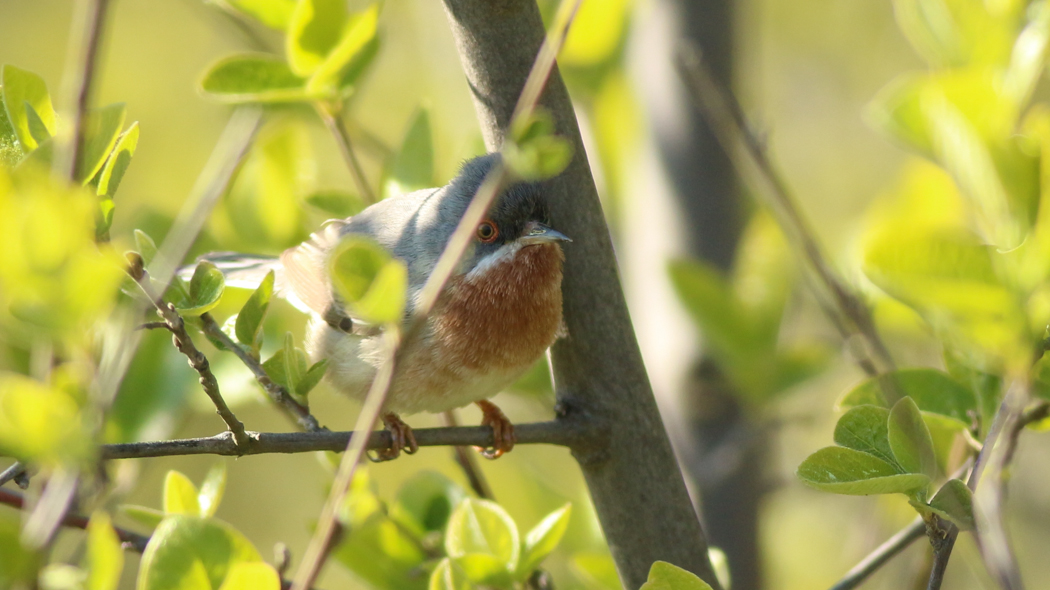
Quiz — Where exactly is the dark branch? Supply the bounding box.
[443,410,495,500]
[829,518,926,590]
[56,0,111,184]
[0,487,150,552]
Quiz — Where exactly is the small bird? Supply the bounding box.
[206,154,570,459]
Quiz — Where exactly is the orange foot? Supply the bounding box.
[370,413,419,462]
[474,400,515,459]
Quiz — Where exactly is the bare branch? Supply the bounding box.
[829,518,926,590]
[55,0,111,184]
[0,487,150,552]
[0,462,28,489]
[316,105,377,205]
[198,313,325,433]
[673,43,901,402]
[443,410,495,500]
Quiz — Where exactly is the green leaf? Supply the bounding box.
[797,447,930,495]
[389,471,468,537]
[329,236,408,325]
[639,561,714,590]
[296,359,328,398]
[2,64,56,151]
[445,499,520,572]
[840,368,977,429]
[0,374,92,466]
[0,513,40,587]
[85,513,122,590]
[928,478,975,530]
[386,107,434,197]
[175,261,225,316]
[198,462,227,518]
[97,122,139,198]
[137,515,263,590]
[286,0,348,77]
[282,332,302,394]
[224,0,296,30]
[234,270,274,350]
[119,505,166,531]
[216,562,280,590]
[453,554,513,587]
[668,258,756,362]
[77,103,127,185]
[0,90,21,167]
[199,54,310,104]
[833,405,898,467]
[305,189,365,217]
[163,471,201,516]
[505,110,574,180]
[517,503,571,578]
[26,103,51,147]
[39,564,86,590]
[428,558,471,590]
[888,397,938,481]
[943,347,1001,434]
[306,4,380,95]
[134,229,159,268]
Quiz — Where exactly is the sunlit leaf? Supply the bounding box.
[428,558,471,590]
[2,64,56,151]
[329,236,407,325]
[234,269,274,351]
[224,0,296,30]
[216,562,280,590]
[639,561,714,590]
[286,0,347,77]
[199,54,310,104]
[198,462,227,518]
[390,471,468,537]
[0,373,92,466]
[119,505,165,531]
[840,368,977,430]
[517,503,571,578]
[385,108,434,197]
[887,397,938,485]
[296,359,328,398]
[163,471,200,516]
[928,478,975,530]
[560,0,630,66]
[85,513,123,590]
[445,499,520,572]
[797,446,930,495]
[891,0,1023,67]
[97,122,139,199]
[306,4,380,95]
[174,261,225,316]
[453,554,513,587]
[833,405,898,467]
[137,515,263,590]
[77,103,127,185]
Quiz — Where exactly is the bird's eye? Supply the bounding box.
[477,221,499,243]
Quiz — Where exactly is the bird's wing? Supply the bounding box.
[279,218,346,317]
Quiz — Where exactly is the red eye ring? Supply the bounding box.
[477,221,499,243]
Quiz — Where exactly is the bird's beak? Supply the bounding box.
[518,221,572,246]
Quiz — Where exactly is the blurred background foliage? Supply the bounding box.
[3,0,1050,589]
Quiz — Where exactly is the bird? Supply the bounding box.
[203,154,570,460]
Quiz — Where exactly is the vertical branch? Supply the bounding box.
[443,410,495,499]
[316,104,378,205]
[55,0,111,182]
[442,0,724,587]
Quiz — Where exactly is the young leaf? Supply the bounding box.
[282,332,303,394]
[2,64,56,151]
[306,4,380,95]
[928,478,975,530]
[839,368,977,429]
[176,261,226,316]
[97,122,139,199]
[296,359,328,398]
[888,397,938,481]
[216,562,281,590]
[286,0,348,77]
[329,236,408,325]
[385,107,434,197]
[137,515,263,590]
[304,189,366,217]
[119,504,165,531]
[453,554,514,587]
[199,54,310,104]
[77,103,127,185]
[134,229,159,268]
[390,471,468,537]
[224,0,296,30]
[445,499,521,572]
[85,513,122,590]
[429,558,472,590]
[639,561,714,590]
[833,405,898,467]
[234,269,274,350]
[198,462,227,518]
[163,470,201,515]
[517,503,572,578]
[797,447,930,495]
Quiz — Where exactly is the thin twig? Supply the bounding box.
[316,105,377,205]
[291,2,583,586]
[92,422,582,459]
[131,273,250,449]
[829,518,926,590]
[21,467,79,550]
[199,313,324,433]
[0,462,28,489]
[443,410,495,500]
[0,487,150,552]
[55,0,111,183]
[673,44,901,402]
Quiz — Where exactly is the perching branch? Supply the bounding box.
[198,313,325,433]
[443,410,495,500]
[55,0,111,184]
[674,44,901,401]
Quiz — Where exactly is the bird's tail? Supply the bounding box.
[179,252,283,291]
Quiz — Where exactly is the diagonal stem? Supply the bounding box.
[316,104,377,205]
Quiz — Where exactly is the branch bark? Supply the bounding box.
[442,1,722,587]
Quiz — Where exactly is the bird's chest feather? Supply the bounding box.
[433,243,564,373]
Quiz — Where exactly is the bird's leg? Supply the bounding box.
[474,400,515,459]
[370,412,419,462]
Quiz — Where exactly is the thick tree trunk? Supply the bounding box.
[441,1,722,588]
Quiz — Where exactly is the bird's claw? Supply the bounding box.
[474,400,515,459]
[369,413,419,462]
